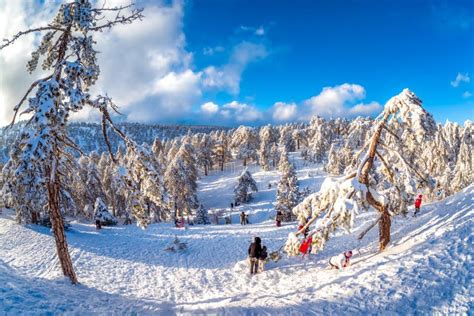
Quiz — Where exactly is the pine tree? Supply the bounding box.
[275,149,299,221]
[93,197,117,226]
[164,143,199,219]
[231,126,259,166]
[451,122,473,192]
[195,134,214,176]
[213,131,232,171]
[234,169,258,204]
[278,125,296,153]
[258,125,278,170]
[194,204,211,225]
[292,128,307,150]
[0,0,144,283]
[286,89,438,255]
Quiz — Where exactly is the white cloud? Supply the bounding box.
[201,101,219,114]
[93,1,201,122]
[202,41,268,94]
[240,25,266,36]
[222,101,262,122]
[0,0,59,126]
[304,83,369,118]
[451,73,470,87]
[272,102,298,121]
[255,26,265,36]
[463,91,472,99]
[203,46,225,56]
[348,101,382,116]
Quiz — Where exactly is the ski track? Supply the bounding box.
[0,154,473,314]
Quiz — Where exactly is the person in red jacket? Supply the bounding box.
[414,194,423,217]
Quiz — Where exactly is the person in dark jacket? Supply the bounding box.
[248,236,262,274]
[240,211,246,225]
[95,219,101,230]
[276,210,282,227]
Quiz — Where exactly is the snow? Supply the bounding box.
[0,153,472,314]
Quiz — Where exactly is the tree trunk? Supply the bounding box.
[47,169,78,284]
[297,139,300,150]
[379,209,391,251]
[359,111,393,252]
[243,158,247,167]
[204,165,208,176]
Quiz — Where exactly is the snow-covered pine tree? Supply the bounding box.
[308,116,333,163]
[73,154,104,217]
[278,125,296,153]
[93,197,117,226]
[164,143,199,219]
[292,128,307,150]
[122,143,168,224]
[234,169,258,204]
[231,126,259,166]
[258,125,279,170]
[285,89,437,255]
[269,143,280,168]
[195,133,214,176]
[275,149,299,221]
[212,130,232,171]
[151,138,166,167]
[451,121,473,192]
[194,204,211,225]
[0,0,144,283]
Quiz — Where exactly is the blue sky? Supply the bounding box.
[182,0,473,124]
[0,0,472,126]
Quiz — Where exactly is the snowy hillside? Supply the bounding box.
[1,156,472,314]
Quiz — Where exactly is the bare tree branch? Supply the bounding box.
[357,215,381,240]
[90,8,144,31]
[1,26,65,50]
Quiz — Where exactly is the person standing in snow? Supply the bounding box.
[240,211,246,225]
[299,235,312,257]
[414,194,423,217]
[258,246,268,272]
[329,250,353,269]
[276,210,282,227]
[95,219,101,230]
[248,236,262,274]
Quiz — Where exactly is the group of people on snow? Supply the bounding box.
[248,236,268,274]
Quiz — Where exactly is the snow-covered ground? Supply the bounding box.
[1,154,472,314]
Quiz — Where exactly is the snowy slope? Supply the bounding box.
[0,156,472,314]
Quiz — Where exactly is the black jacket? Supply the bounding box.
[260,248,268,260]
[248,237,262,258]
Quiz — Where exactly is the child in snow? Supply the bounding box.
[240,211,246,225]
[299,235,313,257]
[329,250,353,269]
[248,236,262,274]
[414,194,423,217]
[258,246,268,272]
